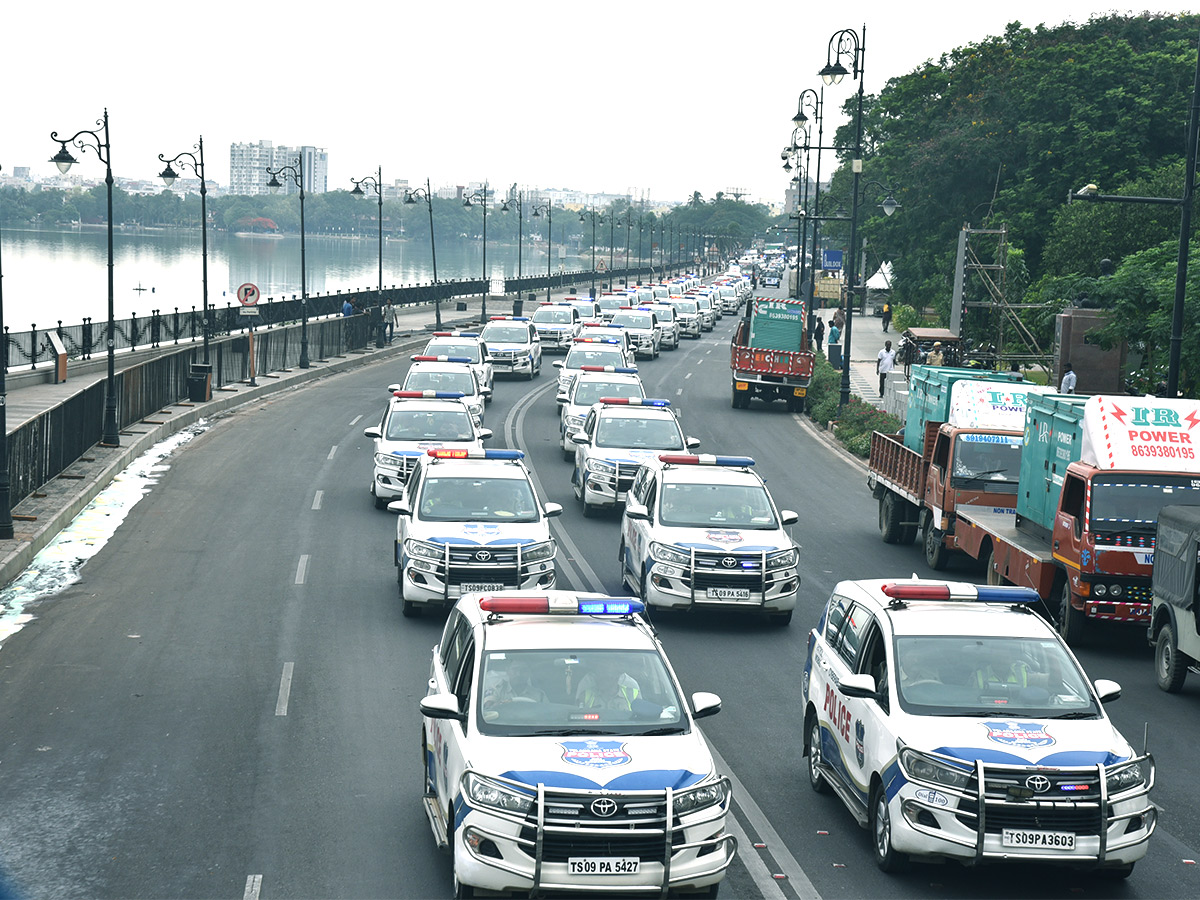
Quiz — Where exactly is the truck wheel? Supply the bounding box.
[923,513,950,570]
[985,549,1004,585]
[786,396,804,413]
[898,502,919,546]
[879,493,904,543]
[1057,582,1086,644]
[1155,623,1189,692]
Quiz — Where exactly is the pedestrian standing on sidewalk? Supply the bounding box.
[813,318,825,353]
[832,307,845,331]
[881,302,892,333]
[342,297,354,317]
[926,341,944,366]
[877,340,896,397]
[383,298,396,342]
[1060,363,1076,393]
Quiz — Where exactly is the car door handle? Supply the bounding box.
[429,678,437,689]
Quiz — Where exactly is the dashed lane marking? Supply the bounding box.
[295,554,310,585]
[243,874,262,900]
[312,490,323,510]
[327,446,338,460]
[275,662,295,716]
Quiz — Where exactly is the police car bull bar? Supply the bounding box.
[452,767,736,896]
[897,746,1156,865]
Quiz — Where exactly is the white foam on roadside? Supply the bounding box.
[0,421,210,648]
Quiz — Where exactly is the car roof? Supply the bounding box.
[420,458,531,480]
[594,404,677,420]
[656,462,761,486]
[387,397,473,413]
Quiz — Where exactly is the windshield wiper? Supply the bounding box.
[960,468,1012,482]
[524,728,621,736]
[638,726,687,735]
[1047,710,1098,719]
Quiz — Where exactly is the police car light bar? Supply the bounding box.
[393,390,467,399]
[880,583,1041,604]
[599,397,671,407]
[584,322,625,328]
[411,355,474,364]
[574,336,622,344]
[427,448,525,459]
[658,454,756,467]
[579,365,639,373]
[478,596,645,616]
[431,331,480,338]
[489,316,530,321]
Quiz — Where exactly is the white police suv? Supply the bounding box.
[419,590,735,897]
[399,357,490,425]
[620,454,800,625]
[609,308,663,359]
[557,365,644,461]
[667,298,703,338]
[640,302,680,349]
[571,399,698,517]
[364,391,492,509]
[803,579,1156,876]
[391,449,560,617]
[530,303,582,351]
[423,332,494,400]
[553,336,636,392]
[480,317,542,380]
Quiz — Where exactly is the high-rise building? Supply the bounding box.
[229,141,329,195]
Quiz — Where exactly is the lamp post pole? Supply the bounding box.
[0,166,11,538]
[624,208,632,285]
[350,166,385,345]
[464,181,492,319]
[580,207,599,296]
[532,201,553,303]
[637,217,645,285]
[405,179,440,328]
[50,109,119,445]
[159,137,210,365]
[608,211,616,284]
[265,158,309,368]
[501,185,523,280]
[793,88,826,341]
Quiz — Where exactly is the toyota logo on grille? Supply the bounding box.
[474,550,492,562]
[591,797,618,817]
[1026,775,1051,793]
[721,557,738,568]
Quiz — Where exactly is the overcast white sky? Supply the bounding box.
[3,2,1189,206]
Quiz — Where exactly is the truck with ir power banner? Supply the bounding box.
[867,366,1044,569]
[953,394,1200,643]
[730,297,814,412]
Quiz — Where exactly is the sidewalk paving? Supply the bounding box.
[813,307,894,408]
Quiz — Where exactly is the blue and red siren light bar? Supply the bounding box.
[427,448,525,460]
[489,316,530,321]
[574,336,622,344]
[478,595,645,616]
[658,454,756,467]
[584,322,625,328]
[599,397,670,407]
[431,332,480,338]
[393,390,466,399]
[411,355,473,364]
[880,583,1041,604]
[579,365,638,373]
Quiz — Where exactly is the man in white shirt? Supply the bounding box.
[1060,362,1077,394]
[877,340,896,397]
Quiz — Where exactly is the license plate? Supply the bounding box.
[793,387,807,397]
[568,857,640,875]
[707,587,751,600]
[461,582,503,593]
[1001,829,1075,851]
[735,382,748,391]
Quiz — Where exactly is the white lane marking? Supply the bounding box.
[684,372,692,379]
[295,555,310,585]
[312,490,324,510]
[349,414,363,426]
[724,814,789,900]
[676,389,683,396]
[243,874,263,900]
[706,739,821,899]
[275,662,295,716]
[327,445,338,460]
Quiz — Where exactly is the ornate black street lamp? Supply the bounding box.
[500,185,524,280]
[463,181,492,319]
[349,165,385,321]
[0,165,11,538]
[159,137,211,365]
[50,109,120,445]
[792,88,826,339]
[404,179,440,328]
[637,215,646,285]
[265,158,309,367]
[531,200,553,303]
[580,206,601,296]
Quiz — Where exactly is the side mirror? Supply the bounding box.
[839,673,878,699]
[386,383,403,394]
[481,386,493,397]
[543,502,563,518]
[780,509,799,526]
[624,502,650,521]
[556,394,568,405]
[364,426,382,439]
[1093,679,1122,703]
[553,360,564,369]
[479,428,494,441]
[420,693,466,722]
[686,437,701,450]
[691,691,722,720]
[571,432,590,445]
[387,500,411,517]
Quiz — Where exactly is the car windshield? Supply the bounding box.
[595,414,684,450]
[659,482,778,528]
[565,347,626,368]
[532,307,573,324]
[651,306,675,321]
[653,288,669,299]
[675,301,698,314]
[1090,475,1200,533]
[596,297,622,310]
[569,303,596,316]
[610,313,653,329]
[482,325,530,343]
[476,649,686,736]
[574,380,644,406]
[404,370,477,395]
[951,434,1024,485]
[385,408,474,441]
[425,341,480,363]
[894,635,1100,717]
[418,475,539,522]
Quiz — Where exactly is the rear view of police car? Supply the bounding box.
[420,590,735,897]
[391,449,560,617]
[803,579,1155,876]
[621,455,800,625]
[556,365,643,461]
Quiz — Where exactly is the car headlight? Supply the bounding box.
[564,415,585,430]
[1106,760,1149,794]
[465,772,533,814]
[374,452,405,469]
[767,547,798,569]
[1109,584,1123,597]
[1093,583,1108,596]
[469,402,483,415]
[404,539,444,561]
[650,542,691,566]
[673,780,728,815]
[522,540,556,562]
[586,457,616,475]
[899,748,971,789]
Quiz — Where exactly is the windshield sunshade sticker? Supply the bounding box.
[502,768,704,791]
[560,740,631,769]
[428,535,534,545]
[983,720,1055,750]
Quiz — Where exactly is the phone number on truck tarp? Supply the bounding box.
[1130,444,1196,459]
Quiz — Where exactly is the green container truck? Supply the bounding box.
[903,366,1026,453]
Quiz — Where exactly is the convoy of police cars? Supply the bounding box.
[367,272,1157,896]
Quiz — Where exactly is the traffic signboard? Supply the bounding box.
[237,283,260,306]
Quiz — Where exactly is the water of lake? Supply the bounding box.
[0,227,615,330]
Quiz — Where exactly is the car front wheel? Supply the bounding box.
[871,784,908,872]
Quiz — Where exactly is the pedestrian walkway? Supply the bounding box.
[814,307,891,408]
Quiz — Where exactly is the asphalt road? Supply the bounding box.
[0,288,1198,899]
